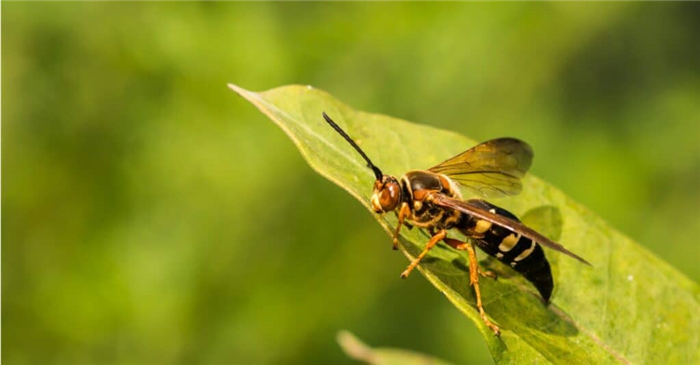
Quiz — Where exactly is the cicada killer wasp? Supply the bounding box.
[323,112,590,336]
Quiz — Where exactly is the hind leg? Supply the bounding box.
[444,238,501,336]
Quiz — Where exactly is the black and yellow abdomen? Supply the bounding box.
[458,199,553,302]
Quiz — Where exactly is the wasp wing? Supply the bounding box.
[430,193,591,265]
[428,138,533,198]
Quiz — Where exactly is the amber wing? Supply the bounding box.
[429,193,591,265]
[429,138,533,198]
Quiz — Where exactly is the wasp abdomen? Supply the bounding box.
[460,200,554,302]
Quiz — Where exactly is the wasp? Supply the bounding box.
[322,112,590,336]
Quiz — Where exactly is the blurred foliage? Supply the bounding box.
[3,2,699,365]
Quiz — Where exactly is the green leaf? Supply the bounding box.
[337,330,454,365]
[229,84,700,364]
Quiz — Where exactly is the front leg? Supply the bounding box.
[479,269,497,280]
[392,202,411,250]
[400,229,447,279]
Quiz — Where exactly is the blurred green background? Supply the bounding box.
[4,2,700,364]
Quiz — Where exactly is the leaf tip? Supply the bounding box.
[228,83,261,105]
[227,83,244,94]
[337,330,374,362]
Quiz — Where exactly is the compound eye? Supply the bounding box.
[379,182,400,211]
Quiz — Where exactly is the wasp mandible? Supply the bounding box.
[322,112,590,336]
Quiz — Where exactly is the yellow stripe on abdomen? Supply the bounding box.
[498,233,520,252]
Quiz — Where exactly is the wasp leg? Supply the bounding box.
[392,202,411,250]
[444,238,501,336]
[480,269,497,280]
[400,229,447,279]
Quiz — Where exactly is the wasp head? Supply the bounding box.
[322,112,402,214]
[371,175,401,214]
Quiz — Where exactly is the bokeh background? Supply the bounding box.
[4,2,700,364]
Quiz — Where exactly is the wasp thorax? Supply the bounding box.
[371,176,401,213]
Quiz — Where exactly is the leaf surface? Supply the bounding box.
[230,84,700,364]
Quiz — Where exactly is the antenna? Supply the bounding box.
[323,112,383,181]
